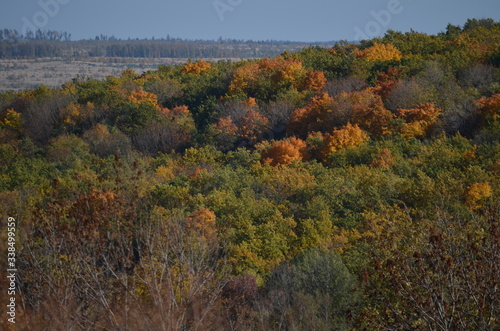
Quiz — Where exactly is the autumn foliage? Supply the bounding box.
[228,62,260,96]
[259,57,306,87]
[370,148,394,168]
[181,59,212,75]
[288,89,393,138]
[348,90,394,137]
[262,137,308,166]
[369,68,401,100]
[227,57,324,99]
[187,208,217,242]
[321,122,369,156]
[397,103,443,139]
[287,92,334,137]
[215,99,270,147]
[2,18,500,331]
[476,93,500,119]
[303,70,327,92]
[0,108,22,140]
[465,181,492,210]
[128,86,159,106]
[358,42,403,61]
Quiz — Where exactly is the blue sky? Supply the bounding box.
[1,0,499,41]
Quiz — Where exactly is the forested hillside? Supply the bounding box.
[1,18,499,330]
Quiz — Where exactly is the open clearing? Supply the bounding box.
[0,57,230,92]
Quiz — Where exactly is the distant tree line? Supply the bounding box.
[0,28,335,59]
[0,28,71,42]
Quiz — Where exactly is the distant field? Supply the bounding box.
[0,57,234,92]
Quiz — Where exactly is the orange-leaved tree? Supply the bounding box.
[287,93,334,138]
[476,93,500,119]
[369,68,401,101]
[261,137,308,166]
[228,57,307,99]
[215,99,270,147]
[259,57,306,88]
[349,89,394,137]
[370,148,394,168]
[288,90,393,139]
[239,109,270,143]
[396,103,442,139]
[303,70,327,92]
[186,208,218,247]
[181,59,212,75]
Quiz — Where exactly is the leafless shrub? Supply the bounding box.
[459,63,496,95]
[385,78,429,111]
[325,76,367,96]
[216,99,249,124]
[133,119,192,154]
[143,79,183,106]
[22,90,74,145]
[83,124,132,157]
[261,100,295,139]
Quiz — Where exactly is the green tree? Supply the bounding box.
[264,248,360,330]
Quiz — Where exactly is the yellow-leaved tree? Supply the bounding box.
[1,108,22,132]
[228,62,260,96]
[359,42,403,61]
[128,86,159,108]
[0,108,23,141]
[465,182,492,211]
[320,122,369,160]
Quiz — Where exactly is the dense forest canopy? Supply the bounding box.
[0,18,499,330]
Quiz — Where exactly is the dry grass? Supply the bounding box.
[0,57,234,92]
